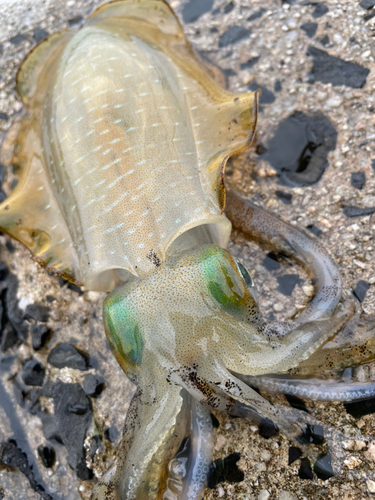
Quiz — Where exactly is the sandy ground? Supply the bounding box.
[0,0,375,499]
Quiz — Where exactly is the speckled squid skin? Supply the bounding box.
[2,1,375,499]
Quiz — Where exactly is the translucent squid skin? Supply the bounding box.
[2,0,375,499]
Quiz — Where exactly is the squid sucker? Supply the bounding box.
[2,0,375,498]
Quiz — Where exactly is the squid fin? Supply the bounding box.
[16,30,71,104]
[0,118,80,283]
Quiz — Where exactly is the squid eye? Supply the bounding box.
[236,260,254,288]
[235,260,258,303]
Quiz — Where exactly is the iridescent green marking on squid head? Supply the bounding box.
[198,246,261,323]
[103,290,144,380]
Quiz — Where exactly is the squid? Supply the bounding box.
[1,0,375,498]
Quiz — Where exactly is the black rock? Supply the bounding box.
[23,303,50,323]
[207,452,244,488]
[240,57,260,70]
[89,435,101,459]
[83,373,105,397]
[319,35,330,46]
[68,15,84,26]
[5,240,15,252]
[104,426,118,443]
[223,67,237,77]
[255,144,267,155]
[307,46,370,88]
[344,397,375,419]
[300,424,325,445]
[33,28,49,43]
[5,274,29,340]
[0,112,8,122]
[306,224,322,236]
[249,82,275,104]
[42,379,55,398]
[182,0,213,23]
[30,324,50,351]
[218,26,251,48]
[57,276,84,295]
[360,0,375,9]
[288,446,302,465]
[22,358,45,387]
[275,190,292,204]
[37,445,55,468]
[9,34,28,45]
[312,3,329,17]
[262,111,337,186]
[353,280,370,303]
[262,251,281,271]
[210,413,220,428]
[1,440,53,500]
[343,206,375,218]
[1,323,18,352]
[299,457,314,479]
[300,22,318,38]
[47,342,89,371]
[351,171,366,190]
[224,2,234,13]
[41,412,62,443]
[259,418,278,439]
[248,9,266,21]
[285,394,309,413]
[372,159,375,171]
[314,453,334,480]
[364,11,375,21]
[274,79,282,92]
[28,388,42,415]
[46,295,56,303]
[277,274,301,296]
[53,380,93,480]
[0,163,5,185]
[13,377,28,407]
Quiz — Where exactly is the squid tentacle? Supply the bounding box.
[225,190,346,323]
[91,386,213,500]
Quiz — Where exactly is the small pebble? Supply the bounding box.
[278,492,298,500]
[368,480,375,493]
[258,490,270,500]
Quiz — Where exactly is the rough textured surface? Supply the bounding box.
[0,0,375,499]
